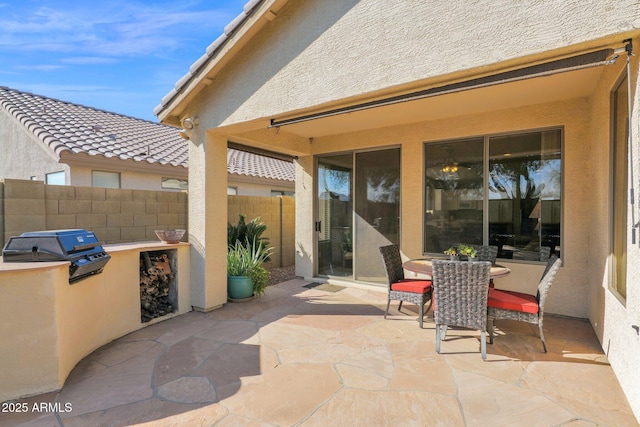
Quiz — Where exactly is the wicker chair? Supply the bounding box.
[539,246,551,262]
[431,260,492,360]
[379,245,432,328]
[470,244,499,264]
[487,254,562,352]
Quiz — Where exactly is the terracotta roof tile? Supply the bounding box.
[0,86,294,182]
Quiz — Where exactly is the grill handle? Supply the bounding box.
[69,242,105,253]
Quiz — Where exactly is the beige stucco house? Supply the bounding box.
[0,86,294,196]
[154,0,640,419]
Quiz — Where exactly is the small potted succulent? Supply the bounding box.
[458,244,477,261]
[444,247,459,261]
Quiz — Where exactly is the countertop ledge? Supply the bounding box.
[1,241,190,271]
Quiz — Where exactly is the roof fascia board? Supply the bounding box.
[157,0,289,124]
[229,173,294,187]
[60,152,188,177]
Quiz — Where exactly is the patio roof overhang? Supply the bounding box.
[266,53,615,140]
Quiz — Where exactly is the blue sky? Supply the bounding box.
[0,0,247,122]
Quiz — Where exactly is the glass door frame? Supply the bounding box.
[315,146,402,284]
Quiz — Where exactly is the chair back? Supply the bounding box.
[471,245,498,264]
[536,254,562,311]
[539,246,552,262]
[431,260,492,331]
[379,245,405,288]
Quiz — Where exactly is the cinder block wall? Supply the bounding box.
[1,180,295,268]
[228,195,296,268]
[2,179,187,246]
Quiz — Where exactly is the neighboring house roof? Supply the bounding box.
[227,148,293,182]
[0,86,294,182]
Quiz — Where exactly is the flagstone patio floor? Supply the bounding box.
[3,278,638,426]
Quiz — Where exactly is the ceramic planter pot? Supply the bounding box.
[227,275,254,300]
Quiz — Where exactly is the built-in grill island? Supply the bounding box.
[2,229,111,283]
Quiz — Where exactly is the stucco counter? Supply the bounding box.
[0,241,191,402]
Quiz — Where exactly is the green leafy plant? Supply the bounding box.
[458,244,477,258]
[227,237,273,296]
[444,247,458,256]
[228,214,270,261]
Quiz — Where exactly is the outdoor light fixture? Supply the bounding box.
[181,117,199,130]
[179,117,199,140]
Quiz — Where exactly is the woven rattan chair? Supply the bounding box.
[470,244,498,264]
[487,254,562,352]
[379,245,432,328]
[539,246,551,262]
[431,260,492,360]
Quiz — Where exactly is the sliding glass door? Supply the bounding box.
[317,154,353,277]
[317,148,400,283]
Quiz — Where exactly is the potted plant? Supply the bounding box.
[228,215,271,262]
[444,247,459,261]
[227,237,273,301]
[458,244,477,261]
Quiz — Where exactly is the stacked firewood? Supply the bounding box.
[140,252,174,322]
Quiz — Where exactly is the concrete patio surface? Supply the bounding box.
[2,278,638,426]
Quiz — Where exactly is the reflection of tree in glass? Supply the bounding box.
[320,167,350,198]
[489,160,546,202]
[367,169,399,203]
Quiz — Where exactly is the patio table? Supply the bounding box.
[403,258,511,279]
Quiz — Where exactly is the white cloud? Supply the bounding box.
[16,64,64,71]
[0,1,238,58]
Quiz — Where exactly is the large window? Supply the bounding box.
[424,129,562,262]
[611,73,628,299]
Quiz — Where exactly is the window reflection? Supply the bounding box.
[489,130,561,260]
[424,139,484,253]
[424,129,562,262]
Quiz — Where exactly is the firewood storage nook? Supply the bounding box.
[140,249,178,322]
[0,241,190,402]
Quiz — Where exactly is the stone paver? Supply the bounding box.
[1,278,638,427]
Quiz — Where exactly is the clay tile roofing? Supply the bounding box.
[0,86,294,182]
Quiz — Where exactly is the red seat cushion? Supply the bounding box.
[391,279,431,293]
[488,288,538,314]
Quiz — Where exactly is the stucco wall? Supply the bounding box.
[228,175,294,197]
[195,0,640,129]
[69,165,187,192]
[586,43,640,420]
[0,242,191,402]
[0,110,68,182]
